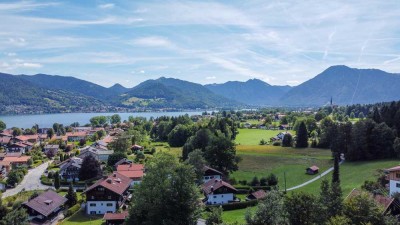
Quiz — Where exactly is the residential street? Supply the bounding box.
[2,161,52,198]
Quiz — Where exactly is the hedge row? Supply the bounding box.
[40,175,53,186]
[206,199,259,211]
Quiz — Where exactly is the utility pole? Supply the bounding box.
[284,172,287,193]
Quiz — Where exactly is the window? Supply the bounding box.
[90,211,96,215]
[106,203,113,207]
[396,183,400,188]
[396,173,400,178]
[90,203,96,207]
[108,196,112,199]
[213,196,216,198]
[98,187,105,191]
[107,211,113,213]
[91,196,94,200]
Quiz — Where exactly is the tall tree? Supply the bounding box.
[79,155,101,181]
[47,128,54,139]
[282,133,293,147]
[107,152,127,167]
[205,207,223,225]
[245,190,287,225]
[203,136,239,175]
[54,171,60,190]
[296,121,308,148]
[343,192,384,225]
[285,192,320,225]
[127,153,200,225]
[186,149,207,184]
[66,183,77,207]
[332,153,340,183]
[0,207,29,225]
[110,114,121,124]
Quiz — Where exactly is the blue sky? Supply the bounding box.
[0,0,399,87]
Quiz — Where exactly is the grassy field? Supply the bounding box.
[233,145,332,189]
[296,159,400,195]
[61,210,103,225]
[235,128,293,146]
[222,207,255,224]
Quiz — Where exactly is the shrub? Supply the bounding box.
[250,176,259,186]
[267,173,278,186]
[260,177,268,186]
[207,199,259,211]
[65,203,81,217]
[40,175,53,186]
[272,141,281,146]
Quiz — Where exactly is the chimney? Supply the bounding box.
[106,179,112,184]
[210,185,214,192]
[113,173,117,177]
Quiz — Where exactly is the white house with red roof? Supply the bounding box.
[386,166,400,196]
[202,178,237,205]
[84,172,131,215]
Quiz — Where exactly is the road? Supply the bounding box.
[286,160,344,191]
[197,219,205,225]
[2,161,53,198]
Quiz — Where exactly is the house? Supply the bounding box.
[66,132,87,142]
[73,127,92,133]
[203,166,223,183]
[44,145,59,156]
[84,172,132,215]
[116,163,144,186]
[0,136,11,147]
[202,178,237,205]
[103,211,129,225]
[2,156,31,167]
[131,144,143,151]
[385,166,400,196]
[346,189,398,214]
[77,146,114,163]
[22,190,67,222]
[15,135,39,143]
[6,142,32,154]
[246,190,267,201]
[114,158,132,169]
[59,157,83,181]
[0,162,10,178]
[306,166,319,175]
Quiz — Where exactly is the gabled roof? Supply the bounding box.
[66,132,87,137]
[346,188,395,213]
[117,164,144,171]
[247,190,267,200]
[103,211,129,221]
[2,156,31,163]
[84,172,131,196]
[23,190,67,217]
[386,166,400,172]
[117,170,144,180]
[203,166,223,176]
[59,157,83,170]
[202,178,237,195]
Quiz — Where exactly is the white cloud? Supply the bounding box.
[131,36,173,48]
[206,76,216,80]
[98,4,115,9]
[18,62,42,68]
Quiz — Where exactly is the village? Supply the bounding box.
[0,104,400,225]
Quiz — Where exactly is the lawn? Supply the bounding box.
[232,145,332,189]
[235,128,283,145]
[295,159,400,195]
[3,190,45,208]
[61,210,103,225]
[222,207,255,224]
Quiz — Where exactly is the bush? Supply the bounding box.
[272,141,281,146]
[207,199,259,211]
[40,175,53,186]
[260,177,268,186]
[267,173,278,186]
[65,203,81,217]
[250,176,259,186]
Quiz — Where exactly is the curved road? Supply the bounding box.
[287,160,344,191]
[2,161,53,198]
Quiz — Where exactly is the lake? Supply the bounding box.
[0,111,204,128]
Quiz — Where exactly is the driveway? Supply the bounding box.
[2,161,53,198]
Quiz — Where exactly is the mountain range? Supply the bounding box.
[1,65,400,114]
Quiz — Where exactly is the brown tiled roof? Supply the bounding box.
[203,166,223,176]
[3,152,22,157]
[84,172,131,195]
[386,166,400,172]
[3,156,31,163]
[0,137,11,144]
[23,190,67,217]
[202,178,237,195]
[66,132,87,137]
[103,211,129,220]
[117,164,144,171]
[117,170,144,180]
[248,190,267,200]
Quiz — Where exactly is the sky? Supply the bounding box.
[0,0,400,88]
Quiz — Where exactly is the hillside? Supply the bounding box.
[281,65,400,106]
[0,73,107,114]
[122,77,240,108]
[205,79,292,105]
[19,74,119,102]
[108,83,129,94]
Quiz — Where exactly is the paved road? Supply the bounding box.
[197,219,206,225]
[287,160,344,191]
[2,161,53,198]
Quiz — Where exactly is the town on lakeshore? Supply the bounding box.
[1,101,400,225]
